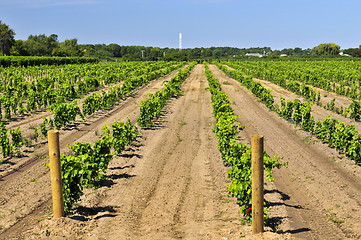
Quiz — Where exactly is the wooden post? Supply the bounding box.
[48,130,65,218]
[252,135,264,234]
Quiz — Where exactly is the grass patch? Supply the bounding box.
[328,213,344,225]
[302,137,310,143]
[178,121,187,126]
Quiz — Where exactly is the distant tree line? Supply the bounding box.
[342,46,361,57]
[1,20,361,60]
[81,44,355,60]
[1,20,82,57]
[79,44,273,60]
[11,34,82,57]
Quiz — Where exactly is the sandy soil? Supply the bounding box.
[83,64,245,240]
[224,63,358,122]
[210,64,361,239]
[0,67,186,238]
[0,65,249,240]
[252,78,361,134]
[2,63,359,240]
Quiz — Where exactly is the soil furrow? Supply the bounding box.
[1,64,305,240]
[251,74,361,134]
[85,65,243,240]
[0,69,181,237]
[210,64,361,239]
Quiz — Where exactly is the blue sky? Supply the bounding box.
[1,0,361,50]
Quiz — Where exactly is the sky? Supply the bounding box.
[1,0,361,50]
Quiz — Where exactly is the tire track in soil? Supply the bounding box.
[0,69,183,238]
[86,65,242,240]
[209,64,361,239]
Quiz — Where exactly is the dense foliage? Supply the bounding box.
[0,20,15,56]
[0,61,183,121]
[0,61,185,162]
[314,43,341,56]
[58,120,138,213]
[137,62,196,127]
[0,56,98,67]
[0,122,25,158]
[221,59,361,100]
[204,63,284,223]
[217,60,361,166]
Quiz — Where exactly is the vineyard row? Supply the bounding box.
[204,63,283,223]
[216,62,361,165]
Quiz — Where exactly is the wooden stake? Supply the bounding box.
[48,130,64,218]
[252,135,264,234]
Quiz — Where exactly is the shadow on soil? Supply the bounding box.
[0,158,16,166]
[71,205,118,221]
[280,228,311,235]
[3,113,31,124]
[265,189,303,209]
[141,109,170,130]
[63,122,82,131]
[93,173,136,187]
[109,164,135,170]
[267,217,285,232]
[109,173,135,180]
[115,144,143,159]
[267,217,311,235]
[69,173,135,221]
[265,189,311,234]
[119,153,142,159]
[24,139,48,149]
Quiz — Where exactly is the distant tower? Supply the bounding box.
[179,33,182,50]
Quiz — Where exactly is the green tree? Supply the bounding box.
[0,20,15,56]
[352,49,361,57]
[10,40,28,56]
[106,43,121,57]
[314,43,340,56]
[57,39,82,56]
[93,49,113,58]
[23,34,58,56]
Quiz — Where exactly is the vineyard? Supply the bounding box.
[0,59,360,239]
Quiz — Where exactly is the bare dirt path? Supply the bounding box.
[5,63,347,240]
[82,64,243,239]
[210,64,361,239]
[0,68,184,238]
[3,64,294,240]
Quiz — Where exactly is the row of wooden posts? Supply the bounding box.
[48,130,265,234]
